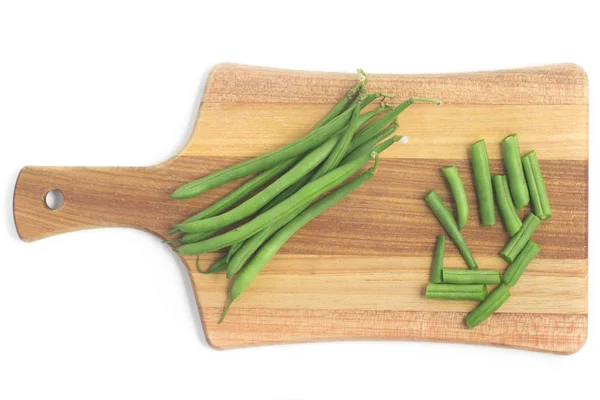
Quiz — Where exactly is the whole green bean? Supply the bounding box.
[493,174,522,236]
[176,151,377,255]
[196,255,228,274]
[171,104,356,200]
[347,97,440,153]
[425,283,487,301]
[466,284,511,329]
[178,157,299,226]
[500,213,540,263]
[442,166,469,230]
[226,136,401,277]
[313,70,365,129]
[175,132,341,233]
[220,162,379,322]
[430,235,445,283]
[502,134,529,209]
[502,240,541,287]
[470,139,496,226]
[522,151,552,220]
[442,269,501,285]
[425,190,478,270]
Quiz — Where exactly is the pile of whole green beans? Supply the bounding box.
[425,134,552,328]
[168,70,441,322]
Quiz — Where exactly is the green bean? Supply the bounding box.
[430,235,445,283]
[500,213,540,263]
[425,190,478,270]
[470,139,496,226]
[220,161,379,322]
[177,157,299,226]
[175,132,342,233]
[425,283,487,301]
[196,256,228,274]
[176,150,378,255]
[442,166,469,230]
[347,97,440,153]
[442,269,501,285]
[466,284,511,329]
[227,241,244,263]
[342,124,398,164]
[502,240,541,287]
[493,174,522,236]
[171,104,357,200]
[522,151,552,220]
[226,136,401,277]
[502,134,529,209]
[179,229,219,245]
[313,69,366,129]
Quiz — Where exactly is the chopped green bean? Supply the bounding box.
[502,134,529,209]
[425,283,487,301]
[466,284,511,328]
[522,151,552,219]
[442,166,469,230]
[500,213,541,263]
[470,139,496,226]
[493,174,522,236]
[430,235,445,283]
[425,190,478,270]
[442,269,501,285]
[502,240,541,287]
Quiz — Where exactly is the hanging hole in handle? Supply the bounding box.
[44,189,64,210]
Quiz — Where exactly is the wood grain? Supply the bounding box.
[13,63,589,353]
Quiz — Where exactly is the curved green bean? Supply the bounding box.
[500,213,540,263]
[177,157,299,226]
[176,150,377,255]
[442,166,469,230]
[522,151,552,219]
[347,97,440,153]
[466,284,511,329]
[470,139,496,226]
[425,190,478,270]
[171,104,356,200]
[175,132,341,233]
[220,161,379,322]
[430,235,445,283]
[196,256,228,274]
[503,240,541,287]
[502,134,529,209]
[493,174,522,236]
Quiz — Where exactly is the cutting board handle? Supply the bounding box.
[13,165,171,242]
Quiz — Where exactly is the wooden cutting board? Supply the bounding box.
[13,63,588,353]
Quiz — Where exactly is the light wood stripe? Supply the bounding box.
[183,104,588,160]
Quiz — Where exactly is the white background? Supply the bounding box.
[0,1,597,399]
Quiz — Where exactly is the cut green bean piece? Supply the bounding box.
[171,105,356,199]
[442,269,501,285]
[176,134,340,233]
[493,174,522,236]
[522,151,552,219]
[220,162,379,322]
[503,240,541,287]
[471,139,496,226]
[502,134,529,209]
[177,151,378,255]
[442,166,469,230]
[196,256,228,274]
[430,235,445,283]
[466,284,511,328]
[500,213,541,263]
[178,157,299,226]
[425,190,478,270]
[425,283,487,301]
